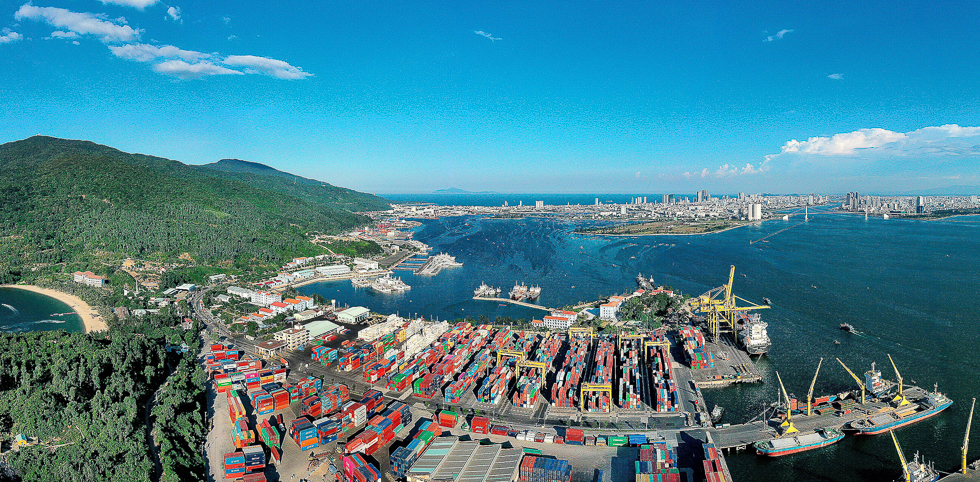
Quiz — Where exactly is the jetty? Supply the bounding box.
[414,253,462,276]
[472,296,553,312]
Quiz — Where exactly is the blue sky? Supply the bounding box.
[3,1,980,194]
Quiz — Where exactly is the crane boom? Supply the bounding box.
[724,265,735,309]
[890,431,911,482]
[836,358,867,404]
[807,358,824,416]
[775,371,799,435]
[887,354,910,406]
[964,398,976,474]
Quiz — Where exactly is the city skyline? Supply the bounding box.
[4,1,980,194]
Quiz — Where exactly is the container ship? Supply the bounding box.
[737,312,771,355]
[753,427,845,457]
[473,282,501,298]
[846,386,952,435]
[509,282,542,302]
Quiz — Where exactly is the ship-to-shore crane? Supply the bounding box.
[688,265,769,339]
[776,371,799,435]
[890,431,912,482]
[837,358,867,404]
[963,397,976,474]
[887,353,911,406]
[807,358,823,416]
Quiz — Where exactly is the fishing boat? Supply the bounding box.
[754,427,845,457]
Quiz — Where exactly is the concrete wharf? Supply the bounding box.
[938,462,980,481]
[707,385,934,450]
[688,332,764,387]
[472,296,554,311]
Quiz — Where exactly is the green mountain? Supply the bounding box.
[199,158,388,212]
[0,136,388,270]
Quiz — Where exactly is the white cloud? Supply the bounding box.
[0,30,23,44]
[15,4,141,42]
[109,43,209,62]
[474,30,501,41]
[223,55,312,79]
[49,30,79,39]
[827,73,843,80]
[766,124,980,165]
[166,6,180,22]
[98,0,158,9]
[152,60,242,79]
[763,29,793,42]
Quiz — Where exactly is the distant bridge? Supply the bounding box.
[473,296,553,312]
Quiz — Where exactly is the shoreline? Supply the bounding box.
[0,284,108,333]
[573,219,768,237]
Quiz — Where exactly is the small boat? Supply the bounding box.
[710,405,725,423]
[762,297,771,305]
[840,323,854,332]
[834,340,841,345]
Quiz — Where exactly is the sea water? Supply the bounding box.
[0,287,86,333]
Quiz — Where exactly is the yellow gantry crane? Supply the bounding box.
[497,350,526,365]
[775,371,799,435]
[890,431,912,482]
[688,265,769,339]
[836,358,867,404]
[806,358,824,416]
[963,397,976,474]
[887,354,911,406]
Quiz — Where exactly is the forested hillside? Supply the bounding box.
[0,136,386,271]
[200,159,388,212]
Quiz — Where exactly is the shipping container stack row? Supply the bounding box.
[702,443,728,482]
[564,428,585,445]
[413,373,444,399]
[619,338,643,410]
[679,327,715,370]
[585,339,615,413]
[228,390,247,423]
[348,400,412,456]
[311,345,339,366]
[445,347,493,404]
[552,337,589,409]
[390,419,444,477]
[438,410,459,428]
[318,383,351,417]
[519,456,573,482]
[339,343,379,372]
[257,417,281,449]
[289,417,319,451]
[232,418,256,448]
[635,442,681,482]
[343,453,381,482]
[649,336,680,413]
[477,365,513,404]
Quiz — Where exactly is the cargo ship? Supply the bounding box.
[846,386,952,435]
[635,273,654,290]
[753,427,845,457]
[737,312,771,355]
[509,282,541,302]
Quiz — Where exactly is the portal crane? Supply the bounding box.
[963,397,976,474]
[775,371,799,435]
[806,358,824,416]
[890,431,912,482]
[688,265,769,339]
[836,358,867,404]
[887,353,911,406]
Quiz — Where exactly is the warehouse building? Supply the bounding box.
[338,306,370,324]
[406,438,522,482]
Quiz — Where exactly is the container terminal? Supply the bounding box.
[197,266,971,482]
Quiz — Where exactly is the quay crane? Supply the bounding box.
[887,354,911,406]
[688,265,769,340]
[836,358,868,404]
[775,371,799,435]
[963,397,976,474]
[806,358,824,416]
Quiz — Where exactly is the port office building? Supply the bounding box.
[338,307,370,324]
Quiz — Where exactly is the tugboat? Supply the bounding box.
[840,323,854,332]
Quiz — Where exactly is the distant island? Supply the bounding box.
[433,187,499,194]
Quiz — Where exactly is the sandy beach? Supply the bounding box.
[0,285,108,333]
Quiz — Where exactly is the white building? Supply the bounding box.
[316,264,351,276]
[338,306,370,324]
[274,327,309,350]
[599,296,626,321]
[227,286,254,299]
[541,315,573,331]
[73,271,106,287]
[353,258,379,271]
[252,290,282,306]
[306,319,341,339]
[208,274,227,283]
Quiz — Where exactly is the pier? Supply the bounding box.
[688,332,764,387]
[472,296,554,311]
[414,253,462,276]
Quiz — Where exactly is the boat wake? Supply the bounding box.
[1,303,19,317]
[1,319,66,331]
